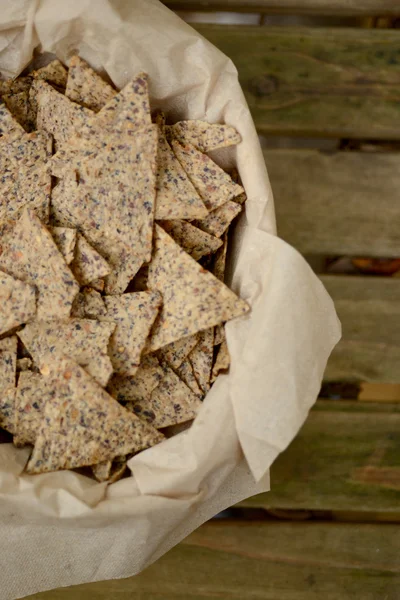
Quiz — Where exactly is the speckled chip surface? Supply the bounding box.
[166,120,241,153]
[156,334,199,370]
[70,234,111,286]
[0,271,36,336]
[171,140,244,211]
[0,336,17,434]
[32,59,68,89]
[188,328,214,395]
[66,55,116,112]
[0,103,25,139]
[158,220,222,261]
[175,359,203,398]
[211,338,230,382]
[108,354,164,404]
[48,226,77,264]
[0,209,78,320]
[92,457,127,483]
[14,371,50,446]
[147,225,249,351]
[18,318,115,387]
[81,288,107,319]
[194,200,242,239]
[102,291,162,376]
[26,355,164,474]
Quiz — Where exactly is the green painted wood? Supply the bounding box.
[321,276,400,383]
[25,520,400,599]
[191,25,400,139]
[167,0,400,15]
[265,149,400,257]
[241,401,400,512]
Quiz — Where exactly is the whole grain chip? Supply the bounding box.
[194,200,242,239]
[155,125,208,220]
[158,220,222,261]
[66,55,116,112]
[212,231,228,282]
[211,338,230,382]
[14,371,51,446]
[70,234,111,286]
[175,359,203,397]
[171,140,244,211]
[214,323,225,346]
[82,288,107,318]
[0,209,79,320]
[108,355,164,404]
[18,318,115,387]
[0,336,17,434]
[156,334,199,369]
[188,328,214,395]
[0,130,52,171]
[2,91,35,132]
[26,355,164,474]
[48,226,77,264]
[0,103,25,139]
[126,366,202,428]
[146,225,249,351]
[102,292,162,376]
[167,120,241,153]
[0,271,36,336]
[33,59,68,89]
[92,457,127,483]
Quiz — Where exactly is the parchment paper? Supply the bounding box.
[0,1,341,598]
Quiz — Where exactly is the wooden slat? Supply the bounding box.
[321,275,400,383]
[191,25,400,139]
[241,400,400,513]
[167,0,400,15]
[26,520,400,599]
[265,150,400,257]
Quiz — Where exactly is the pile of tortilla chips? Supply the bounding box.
[0,56,248,482]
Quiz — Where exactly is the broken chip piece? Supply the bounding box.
[70,234,111,286]
[166,120,241,153]
[158,220,222,261]
[66,55,116,112]
[193,200,242,239]
[0,271,36,336]
[48,226,77,265]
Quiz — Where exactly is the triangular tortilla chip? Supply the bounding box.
[0,336,17,434]
[193,200,242,238]
[158,220,222,261]
[26,355,164,474]
[2,91,35,132]
[211,338,230,382]
[156,334,199,369]
[0,103,25,139]
[14,371,50,446]
[32,59,68,89]
[70,234,111,286]
[66,55,116,112]
[108,355,164,404]
[18,318,115,387]
[0,271,36,336]
[82,288,107,319]
[155,125,208,219]
[171,140,244,211]
[175,359,203,397]
[126,366,202,428]
[166,120,241,153]
[102,292,162,375]
[188,328,214,395]
[92,457,127,483]
[146,225,249,351]
[48,226,77,264]
[0,210,78,320]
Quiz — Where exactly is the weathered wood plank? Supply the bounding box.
[25,519,400,599]
[167,0,400,15]
[265,150,400,257]
[241,401,400,512]
[321,276,400,383]
[191,25,400,139]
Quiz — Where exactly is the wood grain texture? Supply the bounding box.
[25,519,400,599]
[266,150,400,257]
[321,276,400,383]
[167,0,400,15]
[191,25,400,139]
[241,401,400,512]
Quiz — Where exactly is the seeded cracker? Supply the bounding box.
[156,334,199,369]
[108,355,164,404]
[66,55,116,112]
[0,103,25,139]
[81,288,107,319]
[166,120,241,153]
[158,220,222,261]
[146,225,249,352]
[0,271,36,336]
[32,59,68,89]
[188,328,214,395]
[102,292,162,376]
[171,140,244,211]
[194,200,242,239]
[92,457,127,484]
[155,125,208,219]
[126,366,202,428]
[14,371,51,446]
[0,336,17,434]
[175,359,203,397]
[26,355,164,474]
[70,234,111,286]
[212,231,228,282]
[18,319,115,387]
[0,209,78,320]
[48,227,77,264]
[211,338,230,382]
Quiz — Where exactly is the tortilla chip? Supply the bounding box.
[0,130,52,171]
[211,338,230,382]
[214,324,225,346]
[2,91,35,132]
[70,234,111,286]
[193,200,242,238]
[16,357,33,372]
[82,288,107,318]
[33,59,68,89]
[14,371,50,446]
[212,231,228,282]
[0,336,17,434]
[107,355,164,404]
[0,103,25,139]
[188,328,214,394]
[92,457,127,483]
[171,140,244,211]
[66,55,116,112]
[26,355,164,474]
[158,220,222,261]
[155,125,208,219]
[0,209,79,320]
[18,318,115,387]
[102,292,162,376]
[166,120,241,153]
[146,225,249,351]
[48,226,77,264]
[175,359,203,397]
[126,366,202,428]
[0,271,36,336]
[156,334,199,370]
